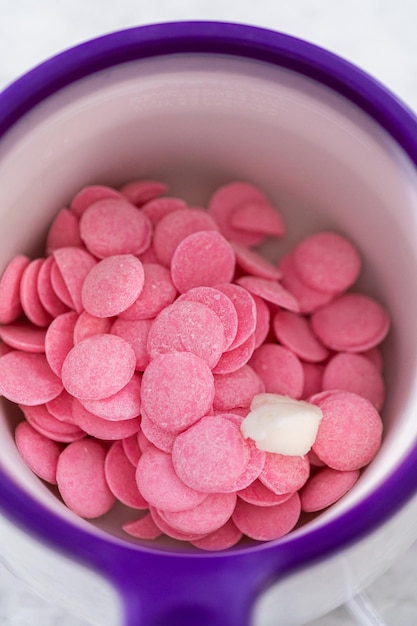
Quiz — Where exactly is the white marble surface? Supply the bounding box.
[1,1,417,624]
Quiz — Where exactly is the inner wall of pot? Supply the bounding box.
[1,53,417,540]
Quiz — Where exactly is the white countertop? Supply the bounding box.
[1,1,417,624]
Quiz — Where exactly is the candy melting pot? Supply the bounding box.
[1,47,417,626]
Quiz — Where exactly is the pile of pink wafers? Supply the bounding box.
[0,180,390,550]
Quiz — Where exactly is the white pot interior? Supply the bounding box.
[1,53,417,545]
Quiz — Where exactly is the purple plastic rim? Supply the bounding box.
[2,20,417,626]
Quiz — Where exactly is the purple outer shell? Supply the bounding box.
[1,21,417,626]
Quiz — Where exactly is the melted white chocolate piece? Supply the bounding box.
[241,393,323,456]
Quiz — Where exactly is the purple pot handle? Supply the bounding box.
[109,547,276,626]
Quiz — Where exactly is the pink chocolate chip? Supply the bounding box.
[171,230,236,293]
[172,414,249,493]
[0,351,63,405]
[0,255,30,324]
[136,447,207,512]
[56,439,116,518]
[81,255,145,318]
[79,198,152,258]
[140,352,214,434]
[61,333,136,400]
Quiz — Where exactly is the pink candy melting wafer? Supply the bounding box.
[213,365,265,411]
[20,259,52,327]
[141,196,187,224]
[0,320,46,353]
[104,441,148,509]
[250,343,304,398]
[73,311,112,344]
[136,447,207,512]
[212,333,256,375]
[79,198,152,258]
[56,439,116,518]
[111,318,152,371]
[45,311,77,377]
[191,519,243,551]
[311,293,390,352]
[171,230,236,293]
[20,403,85,443]
[216,283,257,350]
[230,200,285,237]
[292,231,361,294]
[118,263,177,321]
[273,309,329,363]
[177,286,238,351]
[46,208,82,253]
[61,334,136,400]
[259,453,310,495]
[232,492,301,541]
[122,433,142,466]
[120,179,168,207]
[231,241,282,280]
[79,373,142,421]
[322,352,385,410]
[37,256,70,318]
[160,491,237,535]
[153,208,218,267]
[312,391,383,471]
[141,352,214,433]
[70,185,124,216]
[81,255,145,318]
[0,351,63,405]
[236,275,300,312]
[122,513,162,540]
[147,300,225,368]
[53,247,97,313]
[0,255,30,324]
[172,414,249,493]
[238,479,294,507]
[279,253,334,314]
[300,466,360,512]
[72,399,140,440]
[140,411,176,453]
[15,421,63,484]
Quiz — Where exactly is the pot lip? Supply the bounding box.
[1,20,417,578]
